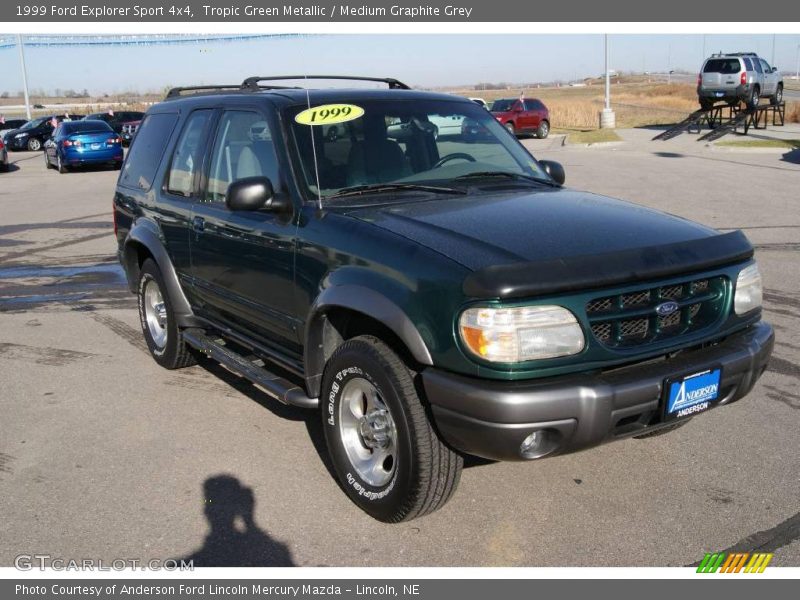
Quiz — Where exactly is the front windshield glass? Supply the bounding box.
[20,118,45,130]
[287,98,549,202]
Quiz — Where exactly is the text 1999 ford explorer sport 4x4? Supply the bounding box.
[114,76,774,522]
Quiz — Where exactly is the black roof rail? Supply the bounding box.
[165,84,245,99]
[241,75,411,91]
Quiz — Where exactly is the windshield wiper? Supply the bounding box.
[454,171,557,187]
[327,183,466,199]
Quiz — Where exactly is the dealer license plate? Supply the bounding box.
[715,92,725,97]
[664,368,722,421]
[91,143,101,150]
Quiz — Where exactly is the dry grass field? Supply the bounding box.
[450,82,800,130]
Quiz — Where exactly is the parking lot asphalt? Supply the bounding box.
[1,127,799,568]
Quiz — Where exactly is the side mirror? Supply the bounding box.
[226,176,274,212]
[772,67,778,73]
[538,160,566,186]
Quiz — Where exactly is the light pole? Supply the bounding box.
[16,35,31,120]
[796,43,800,81]
[600,34,615,128]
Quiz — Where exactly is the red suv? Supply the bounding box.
[491,98,550,138]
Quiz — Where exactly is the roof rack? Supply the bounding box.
[711,52,757,58]
[164,76,412,100]
[165,84,245,99]
[241,75,411,90]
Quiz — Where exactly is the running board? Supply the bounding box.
[182,329,318,409]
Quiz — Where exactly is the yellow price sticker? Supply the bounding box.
[295,103,365,126]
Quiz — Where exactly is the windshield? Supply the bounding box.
[703,58,742,74]
[64,121,113,134]
[490,99,515,112]
[20,118,46,130]
[287,98,549,203]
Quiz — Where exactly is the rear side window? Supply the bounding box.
[167,109,212,197]
[753,59,763,74]
[703,59,741,74]
[743,57,753,70]
[120,113,178,191]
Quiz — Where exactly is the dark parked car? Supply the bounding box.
[44,119,123,173]
[0,136,8,171]
[120,119,142,146]
[0,118,29,139]
[4,115,84,151]
[491,97,550,138]
[114,76,772,522]
[84,111,146,135]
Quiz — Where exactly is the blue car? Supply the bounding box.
[44,119,123,173]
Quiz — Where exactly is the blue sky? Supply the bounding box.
[1,33,799,95]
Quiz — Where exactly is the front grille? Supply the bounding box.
[586,276,727,349]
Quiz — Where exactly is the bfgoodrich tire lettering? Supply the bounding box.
[137,258,196,370]
[322,335,462,522]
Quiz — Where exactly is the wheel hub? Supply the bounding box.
[358,409,392,449]
[338,377,398,487]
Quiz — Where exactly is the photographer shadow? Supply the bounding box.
[177,474,295,567]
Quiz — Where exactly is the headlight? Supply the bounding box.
[459,305,585,363]
[734,263,763,315]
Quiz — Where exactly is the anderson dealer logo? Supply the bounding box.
[696,552,773,573]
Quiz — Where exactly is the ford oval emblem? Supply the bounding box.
[656,301,679,316]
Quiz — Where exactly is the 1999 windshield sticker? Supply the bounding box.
[295,104,364,126]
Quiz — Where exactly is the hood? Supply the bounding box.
[345,188,718,272]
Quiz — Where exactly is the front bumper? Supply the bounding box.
[423,321,774,461]
[6,136,32,150]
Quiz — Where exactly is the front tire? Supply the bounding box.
[27,137,41,152]
[57,154,68,174]
[322,336,462,522]
[504,122,516,136]
[771,84,783,106]
[137,258,196,369]
[44,152,53,169]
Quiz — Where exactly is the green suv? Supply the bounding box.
[114,76,774,522]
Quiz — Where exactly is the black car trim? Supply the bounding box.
[303,284,434,397]
[122,219,198,327]
[462,230,754,299]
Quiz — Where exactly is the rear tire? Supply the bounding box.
[699,98,714,111]
[747,86,760,110]
[535,120,550,139]
[137,258,196,370]
[322,335,462,522]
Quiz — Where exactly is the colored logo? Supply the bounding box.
[655,300,679,316]
[696,552,773,573]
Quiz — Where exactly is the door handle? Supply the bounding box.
[192,216,205,232]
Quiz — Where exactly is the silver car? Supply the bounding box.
[697,52,783,110]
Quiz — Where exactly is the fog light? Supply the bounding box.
[519,430,559,459]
